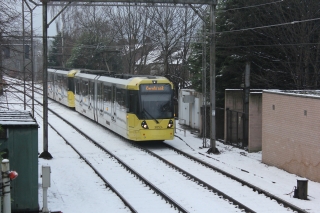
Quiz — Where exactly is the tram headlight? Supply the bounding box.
[167,120,174,128]
[141,120,149,129]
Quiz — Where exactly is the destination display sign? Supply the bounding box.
[140,84,171,93]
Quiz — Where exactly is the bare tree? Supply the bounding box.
[0,0,22,96]
[109,5,153,74]
[146,5,200,77]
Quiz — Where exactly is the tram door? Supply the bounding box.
[53,74,58,100]
[111,85,117,123]
[88,81,94,119]
[96,82,103,122]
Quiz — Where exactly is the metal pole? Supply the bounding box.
[31,4,35,117]
[24,0,36,117]
[208,2,218,154]
[22,1,26,110]
[0,32,2,96]
[39,0,52,159]
[0,160,2,213]
[202,10,208,148]
[2,160,11,213]
[243,62,250,148]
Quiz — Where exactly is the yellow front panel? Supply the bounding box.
[127,113,174,141]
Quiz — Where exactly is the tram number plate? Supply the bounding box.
[155,126,162,129]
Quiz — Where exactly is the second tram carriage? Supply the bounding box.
[47,68,175,141]
[48,68,78,108]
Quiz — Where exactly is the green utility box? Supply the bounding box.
[0,111,39,212]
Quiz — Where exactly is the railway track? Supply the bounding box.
[7,81,254,212]
[6,84,185,213]
[3,78,309,213]
[162,143,307,213]
[40,97,252,212]
[136,142,308,213]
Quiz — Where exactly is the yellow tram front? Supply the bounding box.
[127,78,175,141]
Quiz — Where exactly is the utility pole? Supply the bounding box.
[38,0,71,159]
[22,1,26,110]
[243,62,250,148]
[208,1,219,154]
[0,33,2,96]
[39,0,52,159]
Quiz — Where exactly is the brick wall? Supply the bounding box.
[262,91,320,182]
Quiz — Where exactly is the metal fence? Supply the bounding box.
[225,108,246,148]
[201,106,224,141]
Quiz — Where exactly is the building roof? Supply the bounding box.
[0,111,38,126]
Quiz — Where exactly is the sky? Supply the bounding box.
[20,1,58,37]
[1,87,320,213]
[34,4,58,37]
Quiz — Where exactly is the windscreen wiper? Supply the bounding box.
[161,101,171,112]
[143,108,159,124]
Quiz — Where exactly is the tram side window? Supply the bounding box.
[103,85,112,103]
[75,79,79,95]
[58,75,63,90]
[97,83,101,100]
[82,81,89,96]
[128,90,139,114]
[48,73,52,84]
[89,81,94,97]
[63,76,68,90]
[116,89,127,109]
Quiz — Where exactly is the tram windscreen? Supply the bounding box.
[139,84,173,119]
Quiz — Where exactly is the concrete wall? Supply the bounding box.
[178,89,203,130]
[262,90,320,182]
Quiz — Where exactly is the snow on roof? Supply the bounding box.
[136,49,162,65]
[124,44,143,53]
[0,111,38,126]
[263,89,320,98]
[136,48,185,65]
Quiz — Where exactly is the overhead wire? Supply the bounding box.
[218,0,284,12]
[216,17,320,34]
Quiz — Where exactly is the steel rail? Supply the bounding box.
[8,79,252,212]
[10,84,187,213]
[7,79,305,213]
[48,108,188,213]
[41,112,139,213]
[165,141,308,213]
[7,86,139,213]
[133,143,257,213]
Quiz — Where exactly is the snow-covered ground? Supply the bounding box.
[1,87,319,213]
[35,103,320,213]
